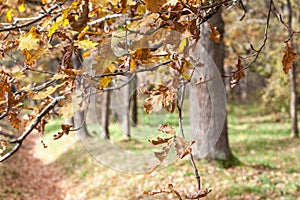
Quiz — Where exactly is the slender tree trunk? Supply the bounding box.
[131,75,138,127]
[101,91,111,139]
[287,0,299,138]
[122,76,131,139]
[190,8,232,160]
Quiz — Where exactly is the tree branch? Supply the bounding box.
[0,95,65,162]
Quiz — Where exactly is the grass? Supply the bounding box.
[2,102,300,199]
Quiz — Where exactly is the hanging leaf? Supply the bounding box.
[157,124,176,135]
[53,124,73,140]
[148,136,174,145]
[230,58,245,88]
[174,136,195,159]
[282,42,297,74]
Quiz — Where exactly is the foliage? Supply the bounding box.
[0,0,299,199]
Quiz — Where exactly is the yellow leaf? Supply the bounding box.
[18,3,25,12]
[99,76,112,88]
[32,83,65,100]
[178,38,187,53]
[74,40,98,50]
[51,73,69,80]
[18,27,40,51]
[129,57,137,72]
[6,9,14,22]
[48,21,59,37]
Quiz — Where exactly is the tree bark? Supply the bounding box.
[190,8,232,160]
[101,91,111,139]
[287,0,299,138]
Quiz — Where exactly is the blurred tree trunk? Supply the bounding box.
[287,0,299,138]
[190,8,232,160]
[131,75,138,127]
[101,91,111,139]
[72,47,91,138]
[122,76,131,139]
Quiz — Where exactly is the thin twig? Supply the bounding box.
[0,2,64,32]
[0,95,65,162]
[177,83,201,195]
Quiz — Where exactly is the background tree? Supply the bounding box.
[190,8,232,161]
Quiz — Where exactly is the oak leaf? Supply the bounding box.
[230,58,245,88]
[148,136,173,145]
[174,136,195,159]
[18,27,41,51]
[74,40,98,50]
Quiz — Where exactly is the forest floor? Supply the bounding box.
[1,103,300,200]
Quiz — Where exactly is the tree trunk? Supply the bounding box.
[101,91,111,139]
[190,8,232,160]
[72,46,91,138]
[122,76,131,139]
[287,0,299,138]
[131,75,138,127]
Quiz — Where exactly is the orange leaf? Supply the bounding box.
[282,42,297,74]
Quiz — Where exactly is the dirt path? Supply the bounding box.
[0,134,67,200]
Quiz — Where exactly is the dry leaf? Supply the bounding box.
[282,42,297,74]
[208,22,221,43]
[18,27,41,51]
[144,0,167,12]
[185,189,213,199]
[74,39,98,50]
[230,58,245,88]
[174,136,195,159]
[157,124,176,135]
[148,136,173,145]
[53,124,73,140]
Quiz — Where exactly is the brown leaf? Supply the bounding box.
[70,0,90,32]
[230,58,245,88]
[208,22,221,43]
[282,42,297,74]
[144,0,167,12]
[53,124,73,140]
[185,189,213,199]
[174,136,195,159]
[157,124,176,135]
[154,142,172,162]
[148,136,173,145]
